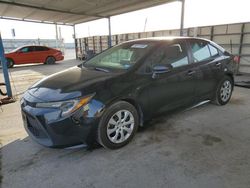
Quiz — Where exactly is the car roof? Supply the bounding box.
[13,45,50,51]
[124,36,226,53]
[127,36,210,42]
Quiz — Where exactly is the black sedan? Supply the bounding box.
[21,37,234,149]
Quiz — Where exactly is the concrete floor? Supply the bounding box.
[1,60,250,188]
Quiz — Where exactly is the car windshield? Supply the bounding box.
[9,46,27,53]
[9,46,23,53]
[84,41,156,70]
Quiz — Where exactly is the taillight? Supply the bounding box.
[233,56,240,64]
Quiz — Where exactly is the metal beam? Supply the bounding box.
[0,33,12,97]
[0,1,105,18]
[180,0,185,36]
[108,17,112,48]
[0,16,73,26]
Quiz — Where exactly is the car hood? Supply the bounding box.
[28,66,118,102]
[5,52,14,56]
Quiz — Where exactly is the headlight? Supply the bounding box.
[35,94,94,117]
[20,97,24,105]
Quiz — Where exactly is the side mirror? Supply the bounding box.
[152,65,171,79]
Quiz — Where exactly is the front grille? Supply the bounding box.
[26,114,48,139]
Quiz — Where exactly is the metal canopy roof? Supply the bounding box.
[0,0,177,25]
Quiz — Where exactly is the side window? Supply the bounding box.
[142,42,189,73]
[20,47,29,53]
[35,46,48,51]
[28,46,34,52]
[35,46,42,51]
[190,41,210,62]
[208,44,219,56]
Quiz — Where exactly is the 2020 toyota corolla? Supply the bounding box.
[21,37,234,149]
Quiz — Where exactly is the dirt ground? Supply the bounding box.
[1,60,250,188]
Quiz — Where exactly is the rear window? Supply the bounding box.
[190,40,220,63]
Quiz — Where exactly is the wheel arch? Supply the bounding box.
[120,98,144,127]
[225,72,234,87]
[104,95,145,127]
[46,55,55,59]
[6,57,15,64]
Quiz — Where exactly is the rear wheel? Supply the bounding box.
[45,56,56,64]
[213,76,233,105]
[97,101,139,149]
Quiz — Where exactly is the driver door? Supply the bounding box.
[15,46,35,64]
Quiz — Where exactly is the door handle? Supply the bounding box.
[215,62,221,67]
[187,70,196,76]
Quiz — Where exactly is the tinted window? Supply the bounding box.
[142,42,189,73]
[35,46,49,51]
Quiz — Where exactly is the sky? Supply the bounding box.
[0,0,250,43]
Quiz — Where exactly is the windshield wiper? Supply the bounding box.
[94,67,110,73]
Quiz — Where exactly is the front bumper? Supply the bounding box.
[21,92,104,148]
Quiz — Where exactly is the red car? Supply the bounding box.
[4,45,64,68]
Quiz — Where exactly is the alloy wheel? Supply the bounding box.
[220,80,232,102]
[106,110,135,144]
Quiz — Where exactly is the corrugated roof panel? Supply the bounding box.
[0,0,176,25]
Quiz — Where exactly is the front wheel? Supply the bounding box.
[6,58,14,68]
[213,76,233,105]
[97,101,139,149]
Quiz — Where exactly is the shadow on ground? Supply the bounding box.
[7,59,81,75]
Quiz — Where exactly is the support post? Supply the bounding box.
[180,0,185,36]
[237,23,245,75]
[210,26,214,41]
[108,17,112,48]
[55,24,58,49]
[73,25,77,59]
[0,33,12,97]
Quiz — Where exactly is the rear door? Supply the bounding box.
[138,40,199,115]
[33,46,49,63]
[187,39,224,100]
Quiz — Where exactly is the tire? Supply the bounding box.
[45,56,56,64]
[97,101,139,149]
[213,76,233,105]
[6,58,14,68]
